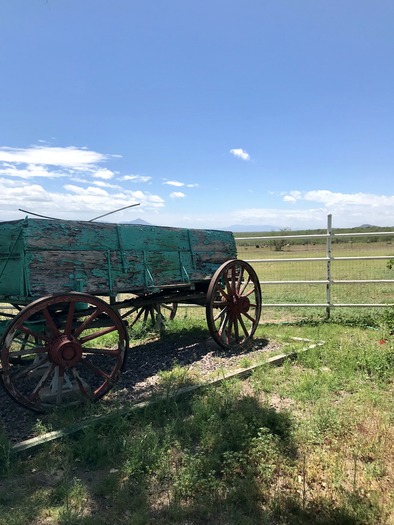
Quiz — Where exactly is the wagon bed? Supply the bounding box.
[0,218,237,301]
[0,218,261,412]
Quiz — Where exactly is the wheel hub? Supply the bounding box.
[232,295,250,315]
[48,335,83,368]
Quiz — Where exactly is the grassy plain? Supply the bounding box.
[1,308,394,525]
[0,234,393,524]
[237,240,394,321]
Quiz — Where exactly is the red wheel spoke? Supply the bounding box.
[233,316,240,341]
[81,357,111,379]
[242,311,257,324]
[121,306,138,320]
[53,366,65,405]
[243,286,256,298]
[230,265,237,294]
[81,346,121,356]
[130,307,145,326]
[216,286,230,302]
[238,313,250,338]
[29,363,55,398]
[224,273,233,296]
[218,311,230,337]
[227,315,234,340]
[73,307,101,337]
[79,324,120,344]
[18,324,50,343]
[9,346,47,357]
[213,305,229,322]
[236,266,245,293]
[64,301,76,336]
[143,308,150,323]
[72,368,94,399]
[11,357,49,380]
[213,300,229,308]
[239,275,252,296]
[43,307,62,338]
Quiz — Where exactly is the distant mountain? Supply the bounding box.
[224,224,279,233]
[122,218,152,226]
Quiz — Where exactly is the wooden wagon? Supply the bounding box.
[0,218,262,411]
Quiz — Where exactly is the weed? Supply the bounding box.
[239,356,252,368]
[56,476,89,524]
[381,305,394,335]
[0,430,12,476]
[157,364,195,400]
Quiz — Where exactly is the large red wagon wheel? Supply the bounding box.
[206,259,262,349]
[0,293,128,412]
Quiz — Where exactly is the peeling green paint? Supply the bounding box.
[0,218,236,300]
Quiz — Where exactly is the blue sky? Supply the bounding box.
[1,0,393,230]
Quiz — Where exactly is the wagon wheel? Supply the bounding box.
[124,301,178,329]
[0,293,128,412]
[206,259,262,349]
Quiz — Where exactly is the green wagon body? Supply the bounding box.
[0,218,237,302]
[0,218,262,413]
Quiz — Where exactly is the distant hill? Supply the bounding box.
[122,218,152,226]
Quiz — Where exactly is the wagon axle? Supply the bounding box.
[48,335,83,368]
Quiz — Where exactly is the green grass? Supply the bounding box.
[1,309,394,525]
[0,238,393,524]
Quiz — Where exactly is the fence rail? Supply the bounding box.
[235,214,394,317]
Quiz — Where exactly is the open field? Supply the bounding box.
[0,232,393,524]
[236,241,394,320]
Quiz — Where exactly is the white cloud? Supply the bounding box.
[170,192,185,199]
[121,174,151,183]
[230,148,250,161]
[93,181,121,189]
[282,190,394,208]
[0,145,166,222]
[163,180,184,187]
[227,189,394,229]
[63,184,109,197]
[0,145,120,182]
[0,145,112,167]
[69,177,90,183]
[283,195,297,203]
[0,163,63,179]
[0,182,165,222]
[163,180,198,188]
[92,168,115,180]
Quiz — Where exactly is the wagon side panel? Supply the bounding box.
[25,250,149,296]
[0,220,26,298]
[187,229,237,280]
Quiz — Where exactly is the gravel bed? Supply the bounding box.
[0,333,281,445]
